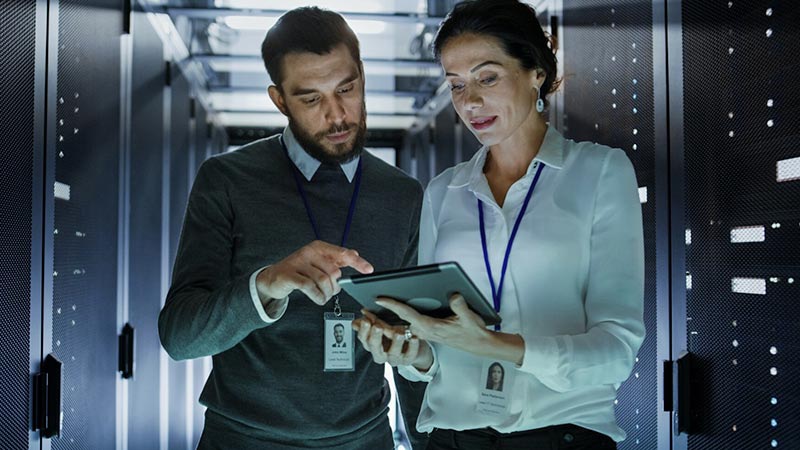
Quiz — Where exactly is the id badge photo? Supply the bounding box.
[476,359,515,416]
[323,312,355,372]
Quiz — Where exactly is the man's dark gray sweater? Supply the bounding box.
[158,135,426,447]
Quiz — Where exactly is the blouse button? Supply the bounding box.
[563,432,575,443]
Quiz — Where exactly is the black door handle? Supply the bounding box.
[119,323,135,379]
[673,350,699,435]
[32,353,62,438]
[122,0,132,34]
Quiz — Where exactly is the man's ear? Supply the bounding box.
[358,61,366,95]
[268,85,289,116]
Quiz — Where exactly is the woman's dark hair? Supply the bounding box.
[485,362,505,390]
[261,7,361,90]
[433,0,561,106]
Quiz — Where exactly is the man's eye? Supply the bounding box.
[304,96,320,105]
[450,84,465,92]
[338,86,353,94]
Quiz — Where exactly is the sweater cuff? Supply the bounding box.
[249,266,289,323]
[398,341,439,382]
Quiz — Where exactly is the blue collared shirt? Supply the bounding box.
[247,127,362,322]
[282,125,360,183]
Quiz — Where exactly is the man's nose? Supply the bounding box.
[324,98,347,125]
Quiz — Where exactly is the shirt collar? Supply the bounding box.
[282,126,361,183]
[447,125,565,189]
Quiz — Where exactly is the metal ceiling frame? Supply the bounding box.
[193,54,440,72]
[150,2,451,130]
[164,7,445,26]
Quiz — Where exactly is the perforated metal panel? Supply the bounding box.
[52,0,122,448]
[681,2,800,449]
[0,0,37,447]
[127,10,165,448]
[563,1,659,448]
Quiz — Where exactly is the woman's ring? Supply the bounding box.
[404,326,413,341]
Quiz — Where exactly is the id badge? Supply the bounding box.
[476,359,515,416]
[324,312,355,372]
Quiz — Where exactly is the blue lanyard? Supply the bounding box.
[479,163,544,331]
[282,138,362,248]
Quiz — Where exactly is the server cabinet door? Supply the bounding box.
[675,2,800,449]
[0,0,47,448]
[127,9,167,449]
[562,1,667,448]
[50,0,124,448]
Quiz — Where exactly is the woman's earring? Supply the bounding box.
[533,85,545,113]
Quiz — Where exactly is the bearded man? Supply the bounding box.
[158,7,426,449]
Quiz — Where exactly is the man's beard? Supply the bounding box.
[287,106,367,165]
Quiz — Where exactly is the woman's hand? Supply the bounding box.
[353,310,434,371]
[376,294,525,365]
[376,293,490,355]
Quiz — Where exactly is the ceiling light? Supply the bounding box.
[223,16,278,30]
[214,0,389,14]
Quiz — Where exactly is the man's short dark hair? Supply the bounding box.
[261,7,361,89]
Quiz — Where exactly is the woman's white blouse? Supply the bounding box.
[399,126,645,441]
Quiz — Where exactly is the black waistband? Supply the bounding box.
[431,423,615,448]
[465,423,585,437]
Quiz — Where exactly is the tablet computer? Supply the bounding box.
[339,262,501,327]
